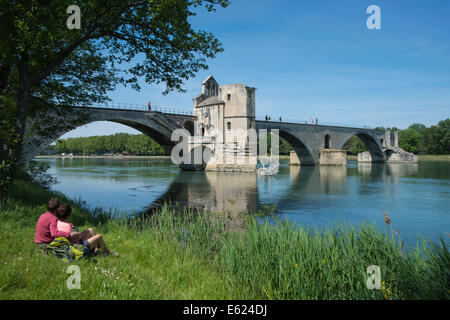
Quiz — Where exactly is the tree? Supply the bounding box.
[0,0,229,203]
[342,136,367,154]
[399,128,421,154]
[55,139,68,154]
[408,123,427,136]
[437,119,450,154]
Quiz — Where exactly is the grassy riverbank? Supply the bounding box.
[35,155,172,160]
[0,180,448,299]
[35,155,291,160]
[347,154,450,161]
[418,155,450,161]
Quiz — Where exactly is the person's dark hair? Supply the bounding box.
[55,204,72,220]
[47,197,60,213]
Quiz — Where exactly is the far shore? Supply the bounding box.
[347,154,450,161]
[36,154,449,161]
[35,155,172,159]
[35,154,291,160]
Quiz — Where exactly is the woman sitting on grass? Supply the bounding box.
[34,197,80,249]
[55,204,118,256]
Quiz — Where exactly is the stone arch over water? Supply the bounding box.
[337,132,385,162]
[22,107,194,162]
[277,130,316,166]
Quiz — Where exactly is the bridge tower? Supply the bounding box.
[190,76,257,172]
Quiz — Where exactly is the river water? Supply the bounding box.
[35,157,450,246]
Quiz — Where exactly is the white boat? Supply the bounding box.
[257,158,279,175]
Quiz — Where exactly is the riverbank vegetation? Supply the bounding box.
[0,0,229,205]
[45,133,295,156]
[52,133,168,156]
[1,179,448,300]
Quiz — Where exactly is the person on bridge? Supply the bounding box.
[279,116,282,122]
[147,102,151,111]
[315,118,318,125]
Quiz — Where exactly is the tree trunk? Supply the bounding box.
[0,56,32,204]
[0,169,7,206]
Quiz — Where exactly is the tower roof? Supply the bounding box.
[196,96,225,107]
[202,75,217,84]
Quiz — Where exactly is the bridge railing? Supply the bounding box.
[255,116,374,130]
[81,103,194,116]
[74,103,374,129]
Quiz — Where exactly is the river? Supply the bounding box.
[35,157,450,246]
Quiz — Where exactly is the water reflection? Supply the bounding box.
[319,166,347,194]
[148,171,258,231]
[149,162,422,215]
[274,165,347,199]
[151,171,257,211]
[357,163,419,183]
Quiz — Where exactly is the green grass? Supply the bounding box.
[346,154,450,161]
[0,180,448,299]
[418,155,450,161]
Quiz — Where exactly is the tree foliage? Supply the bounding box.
[342,136,367,155]
[0,0,229,202]
[402,119,449,154]
[54,133,166,156]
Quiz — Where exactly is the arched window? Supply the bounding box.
[324,134,331,149]
[227,121,231,131]
[183,121,194,136]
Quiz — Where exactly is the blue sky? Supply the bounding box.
[63,0,450,138]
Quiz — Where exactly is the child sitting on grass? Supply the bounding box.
[55,204,118,256]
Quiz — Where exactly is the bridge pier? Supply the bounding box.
[290,149,347,166]
[319,149,347,166]
[358,149,418,163]
[289,150,301,165]
[357,129,418,163]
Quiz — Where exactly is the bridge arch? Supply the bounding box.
[277,129,316,166]
[337,132,385,162]
[178,144,214,171]
[22,107,195,162]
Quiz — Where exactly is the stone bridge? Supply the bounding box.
[23,75,417,169]
[255,120,388,165]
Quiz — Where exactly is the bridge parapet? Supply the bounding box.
[74,103,194,116]
[255,116,374,130]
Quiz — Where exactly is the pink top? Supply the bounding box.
[57,221,74,234]
[34,212,71,243]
